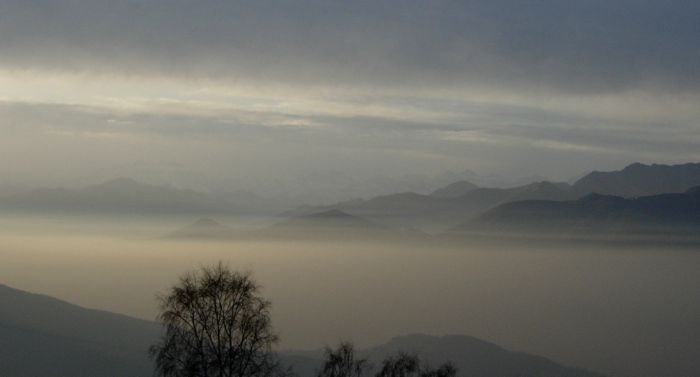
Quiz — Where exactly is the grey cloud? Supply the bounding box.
[0,0,698,94]
[3,98,698,170]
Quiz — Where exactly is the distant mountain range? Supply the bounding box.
[0,178,280,215]
[455,186,700,239]
[0,283,603,377]
[285,162,700,233]
[284,181,576,232]
[3,162,700,234]
[168,209,403,240]
[570,162,700,198]
[429,180,480,198]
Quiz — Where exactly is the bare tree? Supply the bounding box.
[378,353,456,377]
[149,262,280,377]
[418,363,456,377]
[376,353,419,377]
[376,353,456,377]
[318,343,457,377]
[317,342,369,377]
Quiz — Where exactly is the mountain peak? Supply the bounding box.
[573,161,700,197]
[622,162,648,171]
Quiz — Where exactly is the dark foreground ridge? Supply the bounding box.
[0,283,604,377]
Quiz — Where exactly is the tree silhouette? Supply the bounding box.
[317,342,369,377]
[149,263,281,377]
[317,343,457,377]
[376,353,419,377]
[376,353,456,377]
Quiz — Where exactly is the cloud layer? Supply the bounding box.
[1,0,699,94]
[1,1,699,201]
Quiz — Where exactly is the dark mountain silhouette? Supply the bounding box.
[571,162,700,197]
[283,334,604,377]
[0,283,159,377]
[285,181,574,232]
[281,162,700,232]
[167,218,235,239]
[429,180,479,198]
[455,186,700,238]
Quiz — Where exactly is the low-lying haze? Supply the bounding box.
[0,217,699,377]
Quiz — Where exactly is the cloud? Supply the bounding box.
[0,0,698,95]
[1,0,699,200]
[0,99,700,188]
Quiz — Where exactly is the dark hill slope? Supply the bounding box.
[572,162,700,197]
[0,285,605,377]
[0,283,159,377]
[364,334,604,377]
[457,187,700,237]
[284,334,604,377]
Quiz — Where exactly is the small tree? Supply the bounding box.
[318,343,457,377]
[418,363,456,377]
[149,262,280,377]
[378,353,456,377]
[317,342,369,377]
[376,353,419,377]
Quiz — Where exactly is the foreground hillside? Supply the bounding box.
[0,283,603,377]
[286,334,604,377]
[0,283,158,377]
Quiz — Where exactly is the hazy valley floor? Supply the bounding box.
[0,215,699,377]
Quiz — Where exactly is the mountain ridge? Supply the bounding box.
[454,185,700,238]
[571,162,700,197]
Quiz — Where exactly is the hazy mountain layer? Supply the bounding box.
[456,186,700,239]
[168,210,404,241]
[429,180,479,198]
[286,181,574,232]
[571,162,700,197]
[0,178,280,215]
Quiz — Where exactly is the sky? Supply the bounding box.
[1,0,699,202]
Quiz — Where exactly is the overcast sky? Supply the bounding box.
[1,0,699,202]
